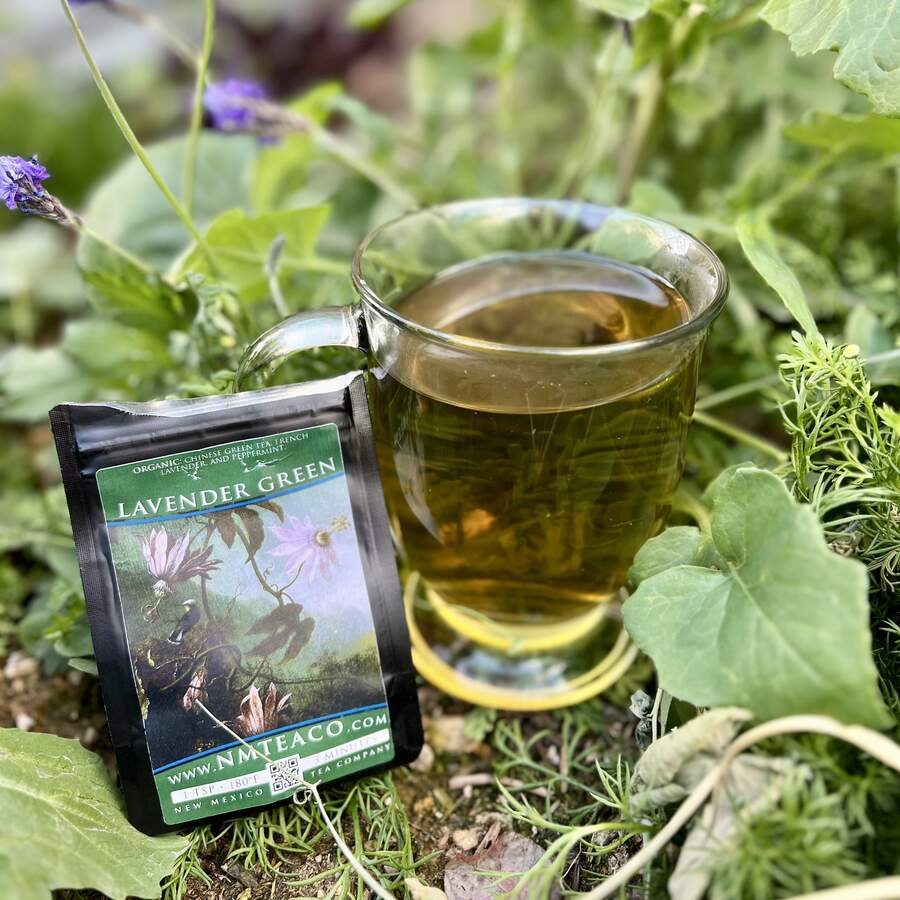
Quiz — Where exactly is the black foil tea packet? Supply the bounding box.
[50,372,422,835]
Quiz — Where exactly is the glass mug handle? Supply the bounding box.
[233,306,365,392]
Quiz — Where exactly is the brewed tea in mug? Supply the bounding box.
[238,200,727,709]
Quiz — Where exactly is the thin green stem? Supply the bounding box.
[709,0,766,36]
[74,219,155,274]
[697,348,900,413]
[583,715,900,900]
[551,28,627,198]
[309,124,417,210]
[695,374,782,410]
[692,409,789,463]
[672,486,712,534]
[617,61,664,203]
[496,0,525,194]
[61,0,215,266]
[183,0,215,217]
[759,148,843,217]
[265,236,290,318]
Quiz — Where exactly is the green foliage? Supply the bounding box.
[77,133,257,273]
[0,347,92,422]
[162,772,422,900]
[779,335,900,590]
[624,466,890,727]
[1,0,900,894]
[761,0,900,116]
[786,112,900,153]
[579,0,653,21]
[347,0,412,29]
[736,213,819,337]
[180,206,333,302]
[0,729,187,900]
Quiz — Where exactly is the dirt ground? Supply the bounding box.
[1,649,641,899]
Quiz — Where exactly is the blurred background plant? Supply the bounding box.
[0,0,898,897]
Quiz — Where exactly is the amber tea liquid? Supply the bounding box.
[368,253,697,631]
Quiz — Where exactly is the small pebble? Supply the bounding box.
[410,743,435,773]
[82,726,99,746]
[67,670,84,686]
[69,710,80,721]
[4,652,38,680]
[10,678,25,695]
[15,712,35,732]
[452,828,480,851]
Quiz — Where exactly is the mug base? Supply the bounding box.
[403,572,638,711]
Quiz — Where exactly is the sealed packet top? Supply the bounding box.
[50,372,422,834]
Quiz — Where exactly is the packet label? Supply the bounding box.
[95,422,394,825]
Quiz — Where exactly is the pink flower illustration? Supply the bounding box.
[232,683,292,737]
[269,516,348,583]
[139,527,220,599]
[181,665,208,713]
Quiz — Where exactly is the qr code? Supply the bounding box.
[268,755,303,795]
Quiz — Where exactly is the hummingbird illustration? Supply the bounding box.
[187,464,201,481]
[241,455,288,473]
[167,599,200,645]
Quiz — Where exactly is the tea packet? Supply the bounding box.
[50,372,422,834]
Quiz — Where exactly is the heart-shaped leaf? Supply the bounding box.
[623,466,890,728]
[761,0,900,117]
[0,729,186,900]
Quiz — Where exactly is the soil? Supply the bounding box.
[1,650,640,900]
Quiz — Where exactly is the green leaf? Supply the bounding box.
[786,112,900,153]
[68,657,99,677]
[629,526,716,585]
[0,223,83,311]
[235,506,265,556]
[845,306,895,358]
[761,0,900,116]
[79,255,198,335]
[253,84,343,213]
[0,729,186,899]
[179,206,331,302]
[62,319,172,379]
[347,0,412,29]
[0,348,92,423]
[736,213,820,336]
[622,467,890,728]
[579,0,652,20]
[78,132,257,272]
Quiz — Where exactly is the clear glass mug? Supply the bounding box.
[236,199,727,710]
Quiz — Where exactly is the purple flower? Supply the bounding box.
[204,79,267,132]
[0,155,50,213]
[269,516,348,584]
[139,527,221,599]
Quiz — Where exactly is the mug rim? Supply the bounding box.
[351,197,729,359]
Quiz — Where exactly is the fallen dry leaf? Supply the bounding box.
[406,876,449,899]
[426,716,485,754]
[444,824,560,899]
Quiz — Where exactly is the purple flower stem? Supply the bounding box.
[61,0,217,270]
[208,88,418,209]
